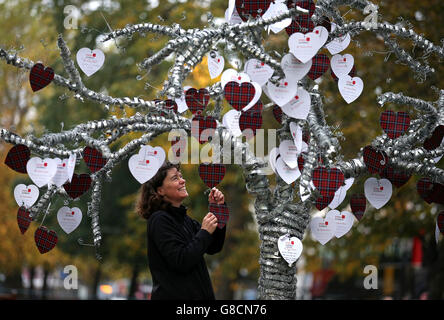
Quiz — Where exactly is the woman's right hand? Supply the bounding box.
[201,212,218,234]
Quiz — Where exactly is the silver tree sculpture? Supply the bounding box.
[1,0,443,299]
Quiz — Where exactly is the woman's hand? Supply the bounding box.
[208,187,225,205]
[201,212,218,234]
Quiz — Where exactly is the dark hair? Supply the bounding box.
[136,161,181,220]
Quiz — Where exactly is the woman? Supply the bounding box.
[136,161,226,300]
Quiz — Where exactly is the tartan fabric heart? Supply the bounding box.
[317,15,332,32]
[185,88,210,115]
[315,193,334,210]
[34,226,58,254]
[155,99,178,116]
[285,15,315,35]
[83,146,108,173]
[380,111,411,139]
[224,81,256,111]
[29,63,54,92]
[438,212,444,234]
[171,136,187,157]
[272,105,282,124]
[350,194,366,221]
[191,115,217,144]
[198,163,226,188]
[17,206,32,235]
[235,0,272,21]
[424,125,444,150]
[331,65,356,82]
[381,165,411,188]
[63,173,92,199]
[416,177,434,204]
[312,167,344,196]
[248,100,263,114]
[298,153,306,172]
[239,110,263,136]
[308,54,330,80]
[4,144,31,174]
[363,145,388,174]
[209,203,230,229]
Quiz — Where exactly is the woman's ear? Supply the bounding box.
[156,186,164,197]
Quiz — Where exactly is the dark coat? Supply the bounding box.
[147,204,226,300]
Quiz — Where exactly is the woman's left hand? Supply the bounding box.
[209,187,225,205]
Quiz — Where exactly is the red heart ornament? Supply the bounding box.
[239,110,263,137]
[235,0,272,22]
[318,15,332,32]
[17,206,32,234]
[155,99,178,116]
[430,183,444,205]
[312,167,344,196]
[83,147,108,173]
[285,0,316,35]
[350,194,366,221]
[63,173,92,199]
[424,125,444,151]
[4,144,31,174]
[381,165,411,188]
[185,88,210,115]
[191,115,217,144]
[198,163,226,188]
[29,63,54,92]
[363,145,388,174]
[416,177,434,204]
[438,212,444,234]
[308,54,330,80]
[380,111,411,139]
[209,203,230,229]
[272,105,282,124]
[315,193,335,211]
[331,65,356,82]
[224,81,257,111]
[34,226,58,254]
[297,153,306,172]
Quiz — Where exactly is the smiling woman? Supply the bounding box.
[136,161,226,300]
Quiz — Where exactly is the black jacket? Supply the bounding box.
[147,204,226,300]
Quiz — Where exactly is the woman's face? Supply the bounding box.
[156,167,188,207]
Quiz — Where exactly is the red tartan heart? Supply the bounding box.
[331,65,356,82]
[248,100,263,113]
[239,110,263,137]
[312,167,344,196]
[209,203,229,229]
[191,115,217,144]
[29,63,54,92]
[17,206,32,235]
[171,136,187,157]
[303,130,310,144]
[4,144,31,174]
[430,183,444,205]
[416,177,434,204]
[235,0,272,22]
[380,111,411,139]
[185,88,210,115]
[438,212,444,234]
[198,163,226,188]
[83,146,108,173]
[272,105,282,124]
[350,194,366,221]
[308,54,330,80]
[224,81,257,111]
[363,145,388,174]
[34,226,58,254]
[315,193,334,210]
[424,125,444,151]
[63,173,92,199]
[298,153,306,172]
[285,0,316,35]
[155,99,178,116]
[381,165,411,188]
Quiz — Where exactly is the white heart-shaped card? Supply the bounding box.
[128,153,161,184]
[268,147,280,174]
[289,122,303,152]
[57,206,82,234]
[262,1,292,34]
[331,54,354,78]
[328,177,354,209]
[14,184,39,208]
[76,48,105,77]
[310,214,336,245]
[275,157,301,184]
[338,75,363,104]
[279,140,299,169]
[50,158,69,187]
[242,81,262,112]
[244,59,274,87]
[326,209,354,238]
[281,87,311,120]
[288,26,328,63]
[364,177,392,209]
[223,109,242,137]
[266,77,298,107]
[326,24,351,55]
[208,51,225,79]
[26,157,57,188]
[172,86,192,113]
[281,53,312,81]
[221,69,250,88]
[67,153,76,183]
[278,235,303,266]
[141,145,166,166]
